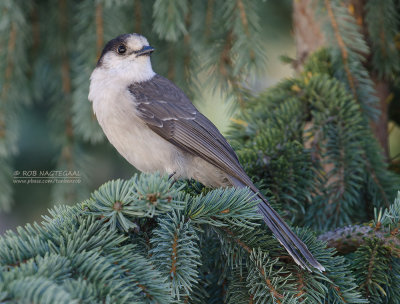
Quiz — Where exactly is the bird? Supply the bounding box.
[88,33,324,272]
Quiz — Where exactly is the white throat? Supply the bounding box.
[88,57,155,104]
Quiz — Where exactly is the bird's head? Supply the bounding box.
[94,33,155,83]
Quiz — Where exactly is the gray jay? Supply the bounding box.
[89,33,324,272]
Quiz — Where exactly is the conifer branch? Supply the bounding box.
[220,226,252,254]
[0,1,399,302]
[236,0,249,36]
[183,9,191,81]
[365,156,390,208]
[152,0,188,42]
[1,22,16,100]
[236,0,254,61]
[95,2,104,59]
[205,0,214,38]
[167,43,176,80]
[218,30,245,109]
[318,224,400,256]
[31,5,40,54]
[365,0,400,79]
[59,0,71,95]
[134,0,142,33]
[324,0,357,98]
[0,1,31,211]
[362,242,378,296]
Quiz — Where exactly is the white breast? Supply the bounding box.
[88,69,185,175]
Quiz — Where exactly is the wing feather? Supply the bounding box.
[127,74,325,271]
[128,75,249,185]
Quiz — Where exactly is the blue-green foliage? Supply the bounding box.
[365,0,400,79]
[315,0,379,120]
[0,0,265,211]
[0,172,368,303]
[229,49,400,231]
[0,202,170,303]
[150,210,201,300]
[1,0,400,302]
[0,0,32,211]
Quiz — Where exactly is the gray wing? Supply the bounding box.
[128,75,253,187]
[129,76,326,272]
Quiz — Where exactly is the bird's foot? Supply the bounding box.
[168,171,177,187]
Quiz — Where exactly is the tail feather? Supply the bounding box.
[257,195,325,272]
[259,204,311,271]
[228,174,324,271]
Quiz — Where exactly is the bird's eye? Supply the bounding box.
[117,45,126,54]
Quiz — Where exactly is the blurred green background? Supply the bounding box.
[1,0,399,233]
[0,1,295,232]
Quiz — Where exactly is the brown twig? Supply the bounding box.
[1,22,17,100]
[236,0,254,60]
[170,231,178,278]
[365,155,390,208]
[294,271,306,301]
[264,277,284,303]
[183,8,191,81]
[324,0,357,98]
[205,0,214,38]
[292,0,325,71]
[318,224,400,256]
[31,5,40,56]
[167,44,175,80]
[221,226,252,253]
[220,226,285,301]
[95,2,104,60]
[59,0,74,176]
[219,31,245,108]
[362,242,378,298]
[134,0,142,34]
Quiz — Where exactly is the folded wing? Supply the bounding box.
[128,75,324,272]
[128,75,253,187]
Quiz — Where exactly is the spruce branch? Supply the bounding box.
[204,0,214,39]
[70,0,125,144]
[226,268,254,303]
[351,239,391,301]
[229,48,399,230]
[0,172,376,303]
[85,173,185,232]
[1,21,17,101]
[185,187,262,228]
[318,224,400,256]
[134,0,142,33]
[246,249,293,303]
[150,210,201,300]
[0,0,31,211]
[319,193,400,301]
[323,0,357,99]
[315,0,380,121]
[152,0,188,42]
[95,2,104,60]
[0,202,170,303]
[365,0,400,79]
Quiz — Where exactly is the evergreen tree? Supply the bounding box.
[1,0,400,303]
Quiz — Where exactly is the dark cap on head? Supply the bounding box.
[96,33,132,67]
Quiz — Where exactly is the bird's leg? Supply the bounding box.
[130,222,140,234]
[168,171,177,187]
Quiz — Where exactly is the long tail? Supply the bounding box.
[257,194,324,272]
[229,176,324,272]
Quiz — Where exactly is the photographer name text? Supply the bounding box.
[13,170,82,184]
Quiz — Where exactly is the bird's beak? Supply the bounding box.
[134,45,155,57]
